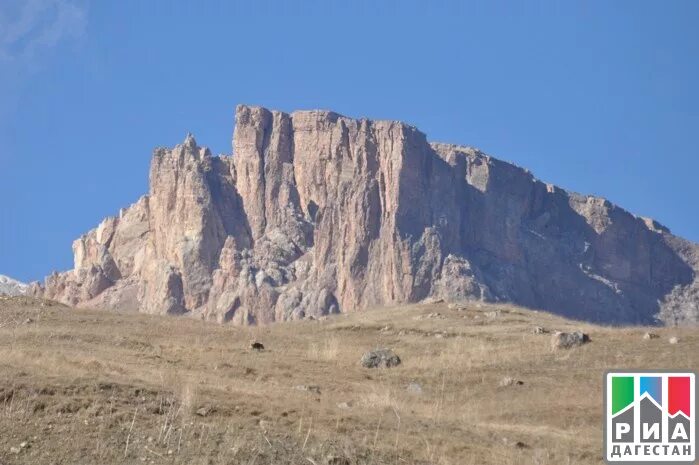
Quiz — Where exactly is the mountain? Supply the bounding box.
[0,275,29,296]
[31,105,699,325]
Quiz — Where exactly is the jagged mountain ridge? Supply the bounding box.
[32,105,699,325]
[0,275,28,296]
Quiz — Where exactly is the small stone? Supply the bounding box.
[669,337,679,344]
[532,326,548,334]
[413,312,445,321]
[501,437,528,448]
[336,401,353,410]
[10,447,20,454]
[551,331,590,350]
[294,385,321,394]
[326,455,351,465]
[499,377,524,387]
[195,407,211,417]
[19,442,29,449]
[643,332,659,340]
[258,419,270,431]
[360,348,401,368]
[406,382,423,394]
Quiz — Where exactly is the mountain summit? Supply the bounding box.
[32,105,699,325]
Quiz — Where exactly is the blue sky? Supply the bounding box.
[1,0,698,283]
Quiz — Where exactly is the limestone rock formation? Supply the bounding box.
[0,275,28,296]
[32,105,699,325]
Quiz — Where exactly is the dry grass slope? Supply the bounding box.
[0,296,697,464]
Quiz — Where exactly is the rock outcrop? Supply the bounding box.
[0,275,28,296]
[33,105,699,325]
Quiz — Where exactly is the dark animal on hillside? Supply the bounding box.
[250,341,264,351]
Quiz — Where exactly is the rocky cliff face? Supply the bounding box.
[34,105,699,325]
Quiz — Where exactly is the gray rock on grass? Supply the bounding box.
[360,348,401,368]
[551,331,590,350]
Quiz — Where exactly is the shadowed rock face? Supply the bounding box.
[33,105,699,325]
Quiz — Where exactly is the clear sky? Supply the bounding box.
[1,0,698,283]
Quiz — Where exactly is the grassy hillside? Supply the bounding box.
[0,296,696,464]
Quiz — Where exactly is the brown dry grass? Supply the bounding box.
[0,296,697,464]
